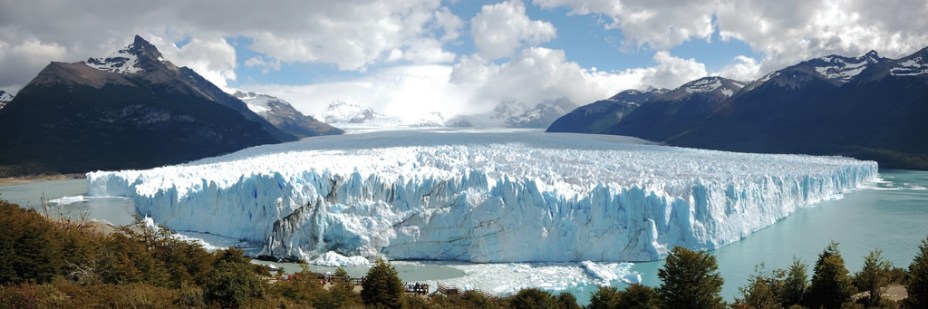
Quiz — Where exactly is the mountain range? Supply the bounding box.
[549,47,928,169]
[0,35,340,176]
[233,91,342,138]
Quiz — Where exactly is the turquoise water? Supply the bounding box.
[2,170,926,302]
[584,169,928,301]
[0,178,136,226]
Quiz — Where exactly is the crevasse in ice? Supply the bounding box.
[87,130,877,262]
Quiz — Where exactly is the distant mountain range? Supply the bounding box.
[549,47,928,169]
[0,35,340,176]
[322,101,472,128]
[233,91,342,138]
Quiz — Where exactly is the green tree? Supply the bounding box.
[0,202,61,284]
[906,236,928,309]
[777,257,808,307]
[588,286,622,309]
[617,284,659,309]
[203,248,265,308]
[735,266,781,309]
[804,241,852,309]
[657,246,726,309]
[854,249,892,308]
[361,258,405,309]
[509,288,556,309]
[555,291,581,309]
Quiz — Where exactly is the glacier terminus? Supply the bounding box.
[87,130,877,263]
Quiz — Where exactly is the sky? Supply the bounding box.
[1,0,926,119]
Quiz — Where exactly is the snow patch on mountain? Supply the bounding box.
[87,130,877,263]
[890,56,928,76]
[809,51,885,83]
[684,78,724,93]
[232,91,272,114]
[0,90,13,102]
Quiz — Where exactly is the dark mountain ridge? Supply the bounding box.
[0,36,300,176]
[549,47,928,169]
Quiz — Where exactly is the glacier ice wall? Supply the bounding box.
[87,130,877,262]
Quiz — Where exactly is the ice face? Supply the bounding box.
[87,130,877,263]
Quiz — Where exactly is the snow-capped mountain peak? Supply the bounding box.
[808,50,887,83]
[323,101,385,124]
[0,90,13,102]
[86,35,166,74]
[679,76,743,97]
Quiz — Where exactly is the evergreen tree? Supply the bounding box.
[778,257,808,307]
[854,249,892,307]
[804,241,852,309]
[361,258,405,309]
[656,246,726,309]
[906,237,928,309]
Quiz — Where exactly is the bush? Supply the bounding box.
[555,291,581,309]
[509,288,556,309]
[203,248,266,308]
[588,286,622,309]
[657,246,726,309]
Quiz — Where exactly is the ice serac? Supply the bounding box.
[87,131,877,263]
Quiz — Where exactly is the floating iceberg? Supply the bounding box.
[87,130,877,262]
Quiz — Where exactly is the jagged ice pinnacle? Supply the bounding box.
[87,130,877,262]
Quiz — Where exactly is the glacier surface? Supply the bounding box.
[87,130,877,262]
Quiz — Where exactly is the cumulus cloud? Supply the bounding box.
[715,55,762,82]
[0,0,458,89]
[534,0,928,74]
[471,0,557,59]
[534,0,715,50]
[250,48,707,124]
[640,51,708,89]
[0,38,68,92]
[155,37,238,91]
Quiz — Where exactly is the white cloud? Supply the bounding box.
[715,55,762,82]
[471,0,557,59]
[534,0,928,75]
[533,0,715,50]
[248,48,708,124]
[0,0,461,88]
[154,36,238,91]
[640,51,708,89]
[0,38,68,91]
[244,56,281,73]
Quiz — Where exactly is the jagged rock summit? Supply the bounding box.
[0,35,298,176]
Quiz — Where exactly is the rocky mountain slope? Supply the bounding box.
[0,36,297,176]
[233,91,343,138]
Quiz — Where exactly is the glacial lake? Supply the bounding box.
[2,169,926,302]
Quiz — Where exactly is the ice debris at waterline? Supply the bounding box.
[87,130,877,263]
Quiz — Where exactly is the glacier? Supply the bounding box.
[87,129,877,262]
